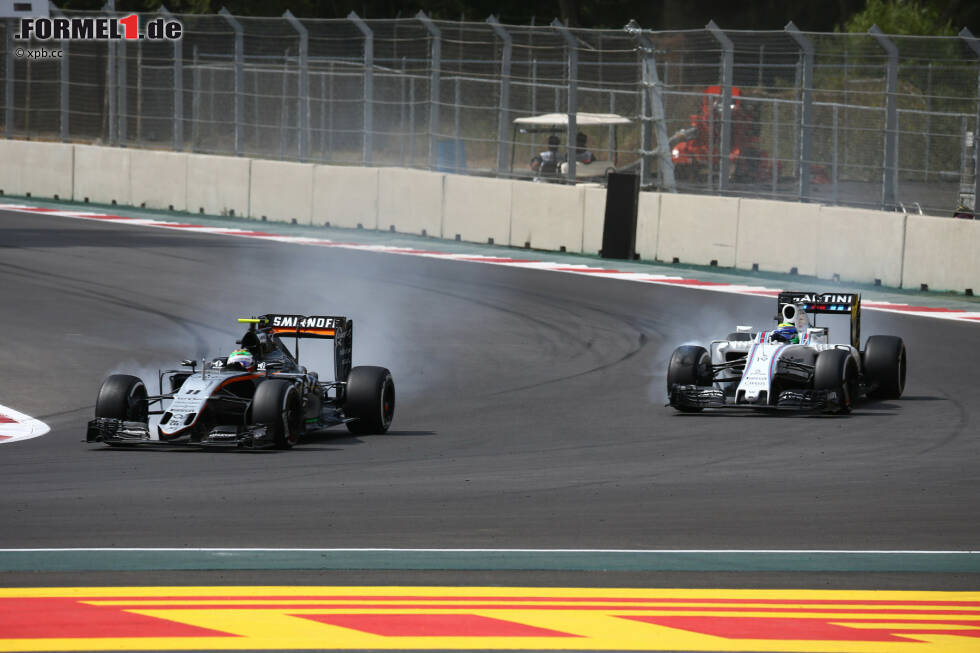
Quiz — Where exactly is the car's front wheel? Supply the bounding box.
[95,374,148,423]
[814,349,858,414]
[667,345,712,413]
[252,379,303,449]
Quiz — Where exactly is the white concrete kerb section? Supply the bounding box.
[0,404,50,444]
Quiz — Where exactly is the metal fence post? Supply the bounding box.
[219,8,244,157]
[870,25,898,209]
[47,3,69,142]
[4,18,12,139]
[160,6,183,151]
[627,20,676,192]
[707,20,733,192]
[285,10,310,161]
[786,22,813,202]
[348,12,373,165]
[417,11,441,170]
[105,3,116,145]
[553,19,578,181]
[959,28,980,212]
[191,45,199,150]
[118,31,126,145]
[487,16,511,175]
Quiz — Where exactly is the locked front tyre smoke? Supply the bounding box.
[345,366,395,435]
[667,345,713,413]
[252,379,303,449]
[95,374,149,422]
[814,349,858,414]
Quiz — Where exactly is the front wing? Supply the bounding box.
[86,418,277,449]
[668,384,843,412]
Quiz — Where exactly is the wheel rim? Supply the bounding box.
[380,377,395,429]
[282,387,302,444]
[128,382,148,422]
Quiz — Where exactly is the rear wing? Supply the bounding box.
[238,314,352,382]
[776,292,861,348]
[239,314,347,339]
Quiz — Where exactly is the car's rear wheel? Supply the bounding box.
[863,335,907,399]
[667,345,712,413]
[252,379,303,449]
[95,374,148,422]
[814,349,858,414]
[345,366,395,435]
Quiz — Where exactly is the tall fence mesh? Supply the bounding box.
[2,10,979,216]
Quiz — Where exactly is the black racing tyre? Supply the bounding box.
[667,345,712,413]
[863,335,907,399]
[814,349,859,414]
[95,374,148,422]
[345,366,395,435]
[252,379,303,449]
[725,332,753,342]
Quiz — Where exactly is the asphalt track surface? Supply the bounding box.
[1,208,978,591]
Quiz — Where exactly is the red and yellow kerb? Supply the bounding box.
[1,586,979,652]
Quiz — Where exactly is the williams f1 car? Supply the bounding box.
[87,314,395,448]
[667,292,907,414]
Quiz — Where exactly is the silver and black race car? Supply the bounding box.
[86,313,395,449]
[667,291,907,414]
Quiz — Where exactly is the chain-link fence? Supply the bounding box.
[3,9,979,216]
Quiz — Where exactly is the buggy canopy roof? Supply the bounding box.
[513,112,632,128]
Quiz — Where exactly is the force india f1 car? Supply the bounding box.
[667,292,907,414]
[86,314,395,449]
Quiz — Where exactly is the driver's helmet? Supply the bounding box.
[226,348,255,371]
[771,322,800,344]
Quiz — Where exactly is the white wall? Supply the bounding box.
[816,206,906,287]
[73,144,130,206]
[3,138,974,293]
[185,153,250,217]
[443,175,512,245]
[0,140,74,200]
[313,165,379,229]
[130,149,187,212]
[735,198,821,276]
[510,182,585,252]
[658,194,739,266]
[902,215,980,292]
[249,160,314,224]
[378,167,445,236]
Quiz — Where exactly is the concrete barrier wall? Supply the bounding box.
[378,167,445,236]
[902,215,980,293]
[73,144,130,206]
[443,175,512,245]
[735,198,821,276]
[510,182,585,252]
[635,192,662,261]
[0,140,74,200]
[815,206,906,287]
[4,139,976,293]
[657,194,739,266]
[581,186,607,255]
[313,165,379,229]
[130,150,187,212]
[249,160,314,224]
[185,153,250,217]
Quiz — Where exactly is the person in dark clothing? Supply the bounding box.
[530,134,561,175]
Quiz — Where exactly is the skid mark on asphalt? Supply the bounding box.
[1,586,979,652]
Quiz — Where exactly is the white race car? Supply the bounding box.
[667,291,907,414]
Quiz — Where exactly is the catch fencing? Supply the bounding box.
[3,9,980,215]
